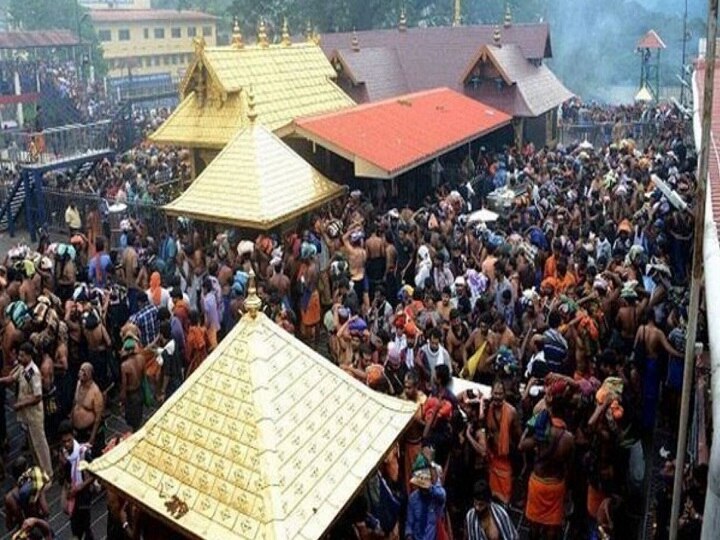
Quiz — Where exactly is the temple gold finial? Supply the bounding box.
[504,3,512,28]
[399,7,407,32]
[246,86,257,122]
[312,30,321,46]
[257,19,269,47]
[281,17,291,46]
[192,35,206,54]
[244,268,262,319]
[452,0,462,27]
[231,17,244,48]
[493,24,502,46]
[305,20,313,42]
[351,29,360,51]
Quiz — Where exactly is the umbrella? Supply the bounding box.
[468,208,499,223]
[578,138,593,150]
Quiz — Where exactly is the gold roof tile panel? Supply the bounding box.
[150,42,354,149]
[89,313,417,540]
[149,91,245,149]
[162,120,345,229]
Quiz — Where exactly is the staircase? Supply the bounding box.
[0,174,28,232]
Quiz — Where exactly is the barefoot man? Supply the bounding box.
[71,363,105,449]
[520,384,574,540]
[343,224,369,314]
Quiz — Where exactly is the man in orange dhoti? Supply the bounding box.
[400,371,427,492]
[485,381,520,504]
[520,384,575,539]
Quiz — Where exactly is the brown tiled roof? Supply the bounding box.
[89,8,217,23]
[466,44,573,117]
[319,23,559,114]
[332,47,410,101]
[637,30,666,50]
[321,23,551,62]
[0,30,79,49]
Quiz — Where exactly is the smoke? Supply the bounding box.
[543,0,706,101]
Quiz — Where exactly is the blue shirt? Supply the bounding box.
[405,484,446,540]
[129,304,159,346]
[88,253,112,288]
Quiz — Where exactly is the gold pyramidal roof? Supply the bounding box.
[89,313,417,539]
[162,118,344,229]
[149,41,354,149]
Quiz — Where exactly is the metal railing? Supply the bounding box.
[42,187,177,246]
[0,120,112,167]
[558,121,658,148]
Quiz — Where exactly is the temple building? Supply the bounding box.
[319,7,572,146]
[149,21,354,176]
[88,278,416,539]
[163,89,345,231]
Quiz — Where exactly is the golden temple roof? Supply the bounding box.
[162,118,345,229]
[88,313,417,539]
[149,42,354,149]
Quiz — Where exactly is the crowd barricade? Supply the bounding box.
[42,187,177,243]
[558,121,658,148]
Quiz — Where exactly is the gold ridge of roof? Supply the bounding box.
[162,119,345,229]
[150,42,354,149]
[89,314,416,539]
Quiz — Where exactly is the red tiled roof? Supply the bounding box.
[89,9,217,23]
[293,88,511,179]
[0,30,79,49]
[637,30,666,50]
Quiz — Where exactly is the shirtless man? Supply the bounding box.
[520,396,575,540]
[489,315,518,355]
[120,339,145,432]
[364,225,385,298]
[342,224,369,313]
[634,310,683,433]
[71,363,105,449]
[384,230,398,295]
[121,233,140,313]
[268,259,291,302]
[446,309,469,373]
[82,305,113,392]
[615,288,648,356]
[18,267,38,310]
[36,335,60,441]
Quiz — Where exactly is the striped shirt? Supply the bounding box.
[465,503,518,540]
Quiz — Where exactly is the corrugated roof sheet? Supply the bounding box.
[150,42,354,148]
[89,312,416,540]
[0,30,79,49]
[695,61,720,233]
[164,118,345,228]
[462,44,573,117]
[89,8,217,23]
[294,87,512,179]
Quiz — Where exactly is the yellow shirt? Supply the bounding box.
[65,206,81,230]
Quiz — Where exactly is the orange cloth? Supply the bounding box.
[487,401,514,456]
[149,272,162,307]
[525,473,566,526]
[488,455,513,504]
[556,272,577,294]
[544,255,557,279]
[185,325,209,374]
[618,219,632,234]
[300,289,321,326]
[403,439,422,493]
[587,484,606,520]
